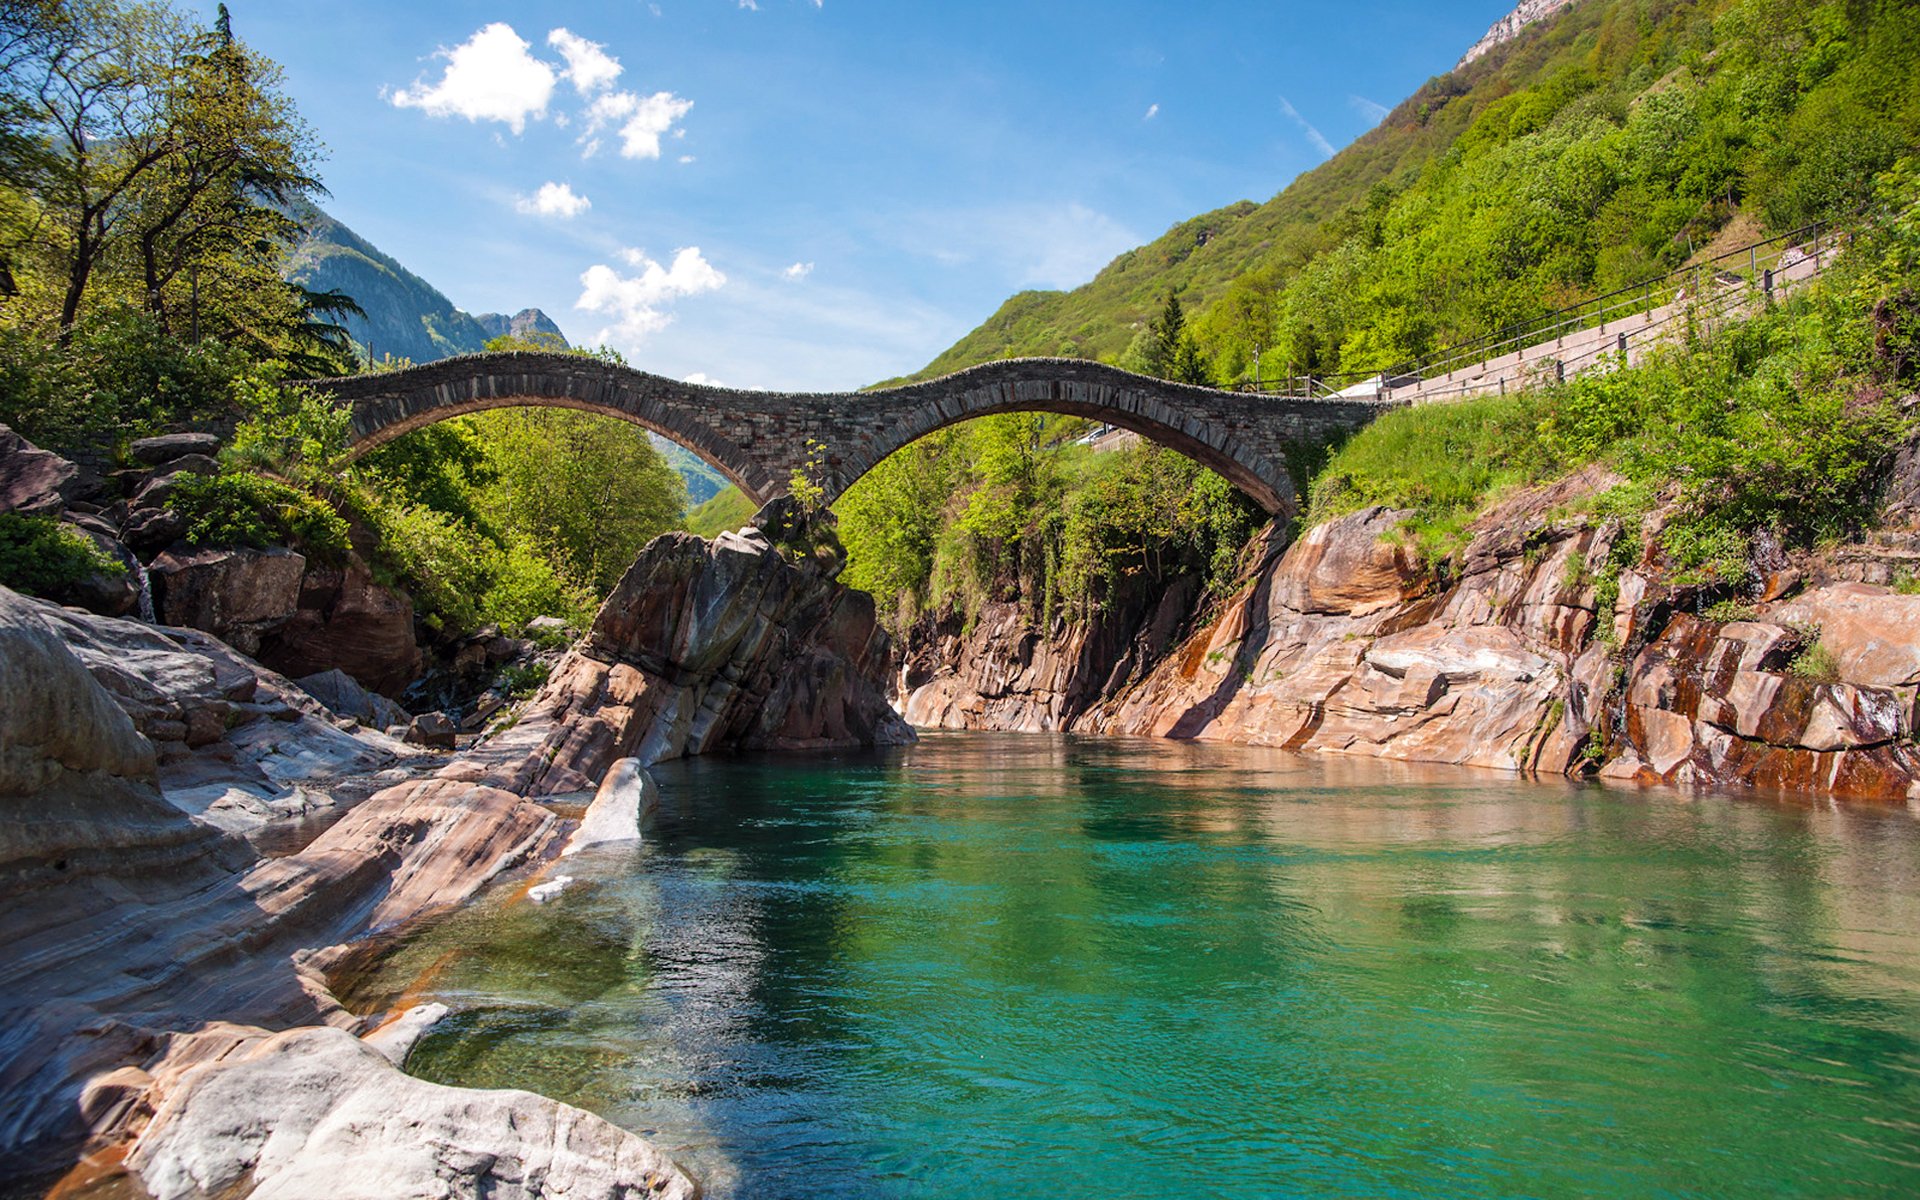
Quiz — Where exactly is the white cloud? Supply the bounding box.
[515,181,591,218]
[577,247,726,343]
[549,28,622,94]
[1278,95,1335,159]
[1143,103,1159,120]
[739,0,758,8]
[388,23,555,134]
[782,261,814,280]
[581,89,693,159]
[683,372,726,386]
[1348,94,1390,126]
[678,154,695,164]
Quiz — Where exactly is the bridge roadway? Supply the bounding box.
[314,354,1399,516]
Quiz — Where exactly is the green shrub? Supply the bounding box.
[0,308,249,451]
[166,472,351,559]
[1702,598,1760,623]
[1789,641,1842,683]
[497,660,551,700]
[0,514,126,598]
[226,373,355,481]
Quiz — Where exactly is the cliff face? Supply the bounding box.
[904,465,1920,802]
[1455,0,1580,70]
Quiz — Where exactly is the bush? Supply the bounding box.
[165,472,351,559]
[0,514,125,598]
[0,308,249,452]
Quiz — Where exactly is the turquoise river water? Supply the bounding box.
[342,733,1920,1198]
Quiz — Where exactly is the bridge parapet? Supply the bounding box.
[313,353,1399,516]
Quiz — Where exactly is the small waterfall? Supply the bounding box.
[135,559,156,623]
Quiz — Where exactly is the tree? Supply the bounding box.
[0,0,328,354]
[1140,290,1187,379]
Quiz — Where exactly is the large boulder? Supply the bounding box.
[149,546,307,655]
[0,423,77,517]
[127,431,220,466]
[127,1025,695,1200]
[296,668,410,730]
[462,513,913,795]
[254,557,421,695]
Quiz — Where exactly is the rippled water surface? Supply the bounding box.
[345,734,1920,1198]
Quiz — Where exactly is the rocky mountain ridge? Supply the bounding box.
[283,206,567,365]
[1456,0,1581,69]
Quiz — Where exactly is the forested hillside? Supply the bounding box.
[909,0,1919,387]
[282,206,568,367]
[837,0,1920,639]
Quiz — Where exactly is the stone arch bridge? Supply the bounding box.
[314,353,1399,515]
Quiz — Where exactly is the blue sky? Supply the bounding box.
[196,1,1518,390]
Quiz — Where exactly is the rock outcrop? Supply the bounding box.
[126,1024,693,1200]
[906,465,1920,802]
[0,582,697,1195]
[465,506,913,796]
[0,422,78,516]
[1456,0,1579,70]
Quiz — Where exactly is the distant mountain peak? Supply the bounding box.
[283,208,567,363]
[473,308,570,346]
[1456,0,1579,69]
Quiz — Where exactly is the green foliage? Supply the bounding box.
[465,408,684,595]
[1305,164,1919,587]
[1,0,344,368]
[788,437,829,515]
[684,486,758,540]
[165,471,350,558]
[914,0,1920,386]
[1789,641,1842,682]
[0,306,250,450]
[0,513,124,598]
[497,660,550,700]
[225,373,353,480]
[1702,599,1759,623]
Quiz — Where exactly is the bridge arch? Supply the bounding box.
[313,352,1395,517]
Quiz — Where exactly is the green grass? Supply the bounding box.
[684,486,758,539]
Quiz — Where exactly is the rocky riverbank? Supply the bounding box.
[0,503,903,1198]
[901,462,1920,802]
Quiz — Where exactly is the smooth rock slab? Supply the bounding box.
[562,757,651,856]
[127,1025,696,1200]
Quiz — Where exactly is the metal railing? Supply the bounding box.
[1232,211,1857,403]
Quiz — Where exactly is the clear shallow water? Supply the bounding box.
[342,734,1920,1198]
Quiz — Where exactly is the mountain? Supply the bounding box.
[474,308,568,344]
[649,437,731,505]
[283,208,569,364]
[906,0,1919,387]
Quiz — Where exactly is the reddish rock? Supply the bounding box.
[150,546,307,654]
[462,516,912,795]
[253,556,421,696]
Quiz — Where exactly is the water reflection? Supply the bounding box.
[345,733,1920,1198]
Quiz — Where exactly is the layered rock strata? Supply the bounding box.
[2,504,910,1194]
[905,465,1920,801]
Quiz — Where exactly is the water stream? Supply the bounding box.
[339,733,1920,1198]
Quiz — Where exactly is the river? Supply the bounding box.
[339,733,1920,1198]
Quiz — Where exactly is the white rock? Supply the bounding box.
[128,1025,695,1200]
[562,757,652,856]
[527,875,574,904]
[360,1001,449,1065]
